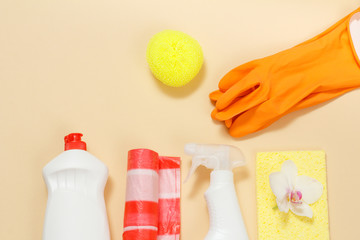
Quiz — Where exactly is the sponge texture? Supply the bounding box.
[256,151,329,240]
[146,30,203,87]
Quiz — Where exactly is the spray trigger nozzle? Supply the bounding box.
[184,143,246,183]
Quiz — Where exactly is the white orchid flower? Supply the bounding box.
[269,160,323,218]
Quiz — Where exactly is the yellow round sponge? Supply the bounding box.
[146,30,203,87]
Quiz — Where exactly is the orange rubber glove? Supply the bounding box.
[210,7,360,137]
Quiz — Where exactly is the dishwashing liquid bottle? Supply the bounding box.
[42,133,110,240]
[184,143,249,240]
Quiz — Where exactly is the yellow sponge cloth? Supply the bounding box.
[256,151,329,240]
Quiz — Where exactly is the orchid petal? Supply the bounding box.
[290,202,313,218]
[269,172,289,200]
[281,160,298,186]
[276,196,290,213]
[295,175,323,204]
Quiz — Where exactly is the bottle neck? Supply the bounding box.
[209,170,233,187]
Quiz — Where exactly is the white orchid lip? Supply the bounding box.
[289,190,302,204]
[269,160,323,218]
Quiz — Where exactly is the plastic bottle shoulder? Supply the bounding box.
[43,150,108,176]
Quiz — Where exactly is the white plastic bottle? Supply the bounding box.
[184,143,249,240]
[42,133,110,240]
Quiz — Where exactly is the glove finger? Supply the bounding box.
[211,108,234,128]
[228,87,356,137]
[218,60,258,91]
[225,119,233,128]
[213,83,270,121]
[209,90,224,102]
[211,81,332,131]
[211,108,220,119]
[294,87,357,110]
[209,87,255,104]
[227,83,320,137]
[227,103,281,137]
[215,71,267,111]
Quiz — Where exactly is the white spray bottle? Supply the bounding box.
[42,133,110,240]
[184,143,249,240]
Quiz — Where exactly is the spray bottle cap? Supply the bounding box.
[184,143,246,182]
[64,133,87,151]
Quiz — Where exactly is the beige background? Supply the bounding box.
[1,0,360,239]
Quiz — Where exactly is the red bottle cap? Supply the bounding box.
[64,133,87,151]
